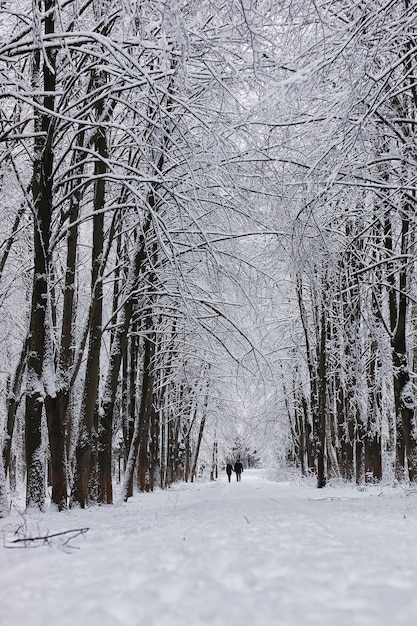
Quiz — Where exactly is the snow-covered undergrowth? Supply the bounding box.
[1,469,417,626]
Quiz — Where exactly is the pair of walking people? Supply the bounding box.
[226,459,243,482]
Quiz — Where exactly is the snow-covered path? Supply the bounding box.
[1,469,417,625]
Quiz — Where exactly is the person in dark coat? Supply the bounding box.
[234,459,243,481]
[226,461,233,483]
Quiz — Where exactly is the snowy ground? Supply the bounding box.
[1,469,417,626]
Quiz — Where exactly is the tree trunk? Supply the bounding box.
[45,392,68,509]
[0,459,8,517]
[137,332,156,492]
[97,215,152,503]
[71,72,107,507]
[57,129,86,480]
[3,337,28,477]
[296,274,319,477]
[25,0,56,509]
[148,406,159,491]
[120,328,155,500]
[316,305,327,488]
[123,332,139,499]
[388,212,417,481]
[191,412,206,483]
[365,341,382,481]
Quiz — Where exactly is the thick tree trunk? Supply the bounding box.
[45,392,68,509]
[72,75,107,507]
[25,0,56,509]
[71,207,104,506]
[365,431,382,482]
[45,134,85,510]
[56,130,86,476]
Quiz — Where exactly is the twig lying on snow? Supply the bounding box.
[309,496,356,501]
[4,527,89,551]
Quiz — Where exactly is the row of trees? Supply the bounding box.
[0,0,271,513]
[2,1,417,514]
[274,0,417,486]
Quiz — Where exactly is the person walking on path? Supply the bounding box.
[226,461,233,483]
[234,459,243,481]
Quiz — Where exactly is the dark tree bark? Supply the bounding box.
[0,459,8,517]
[25,0,56,509]
[137,330,156,493]
[365,341,382,481]
[316,303,327,488]
[44,130,87,510]
[97,214,152,503]
[3,337,28,478]
[71,71,108,507]
[190,388,208,483]
[148,405,159,491]
[385,210,417,481]
[123,331,139,499]
[296,273,318,475]
[120,330,155,500]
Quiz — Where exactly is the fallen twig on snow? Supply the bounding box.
[3,527,89,551]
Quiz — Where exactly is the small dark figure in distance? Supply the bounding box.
[226,461,233,483]
[234,459,243,481]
